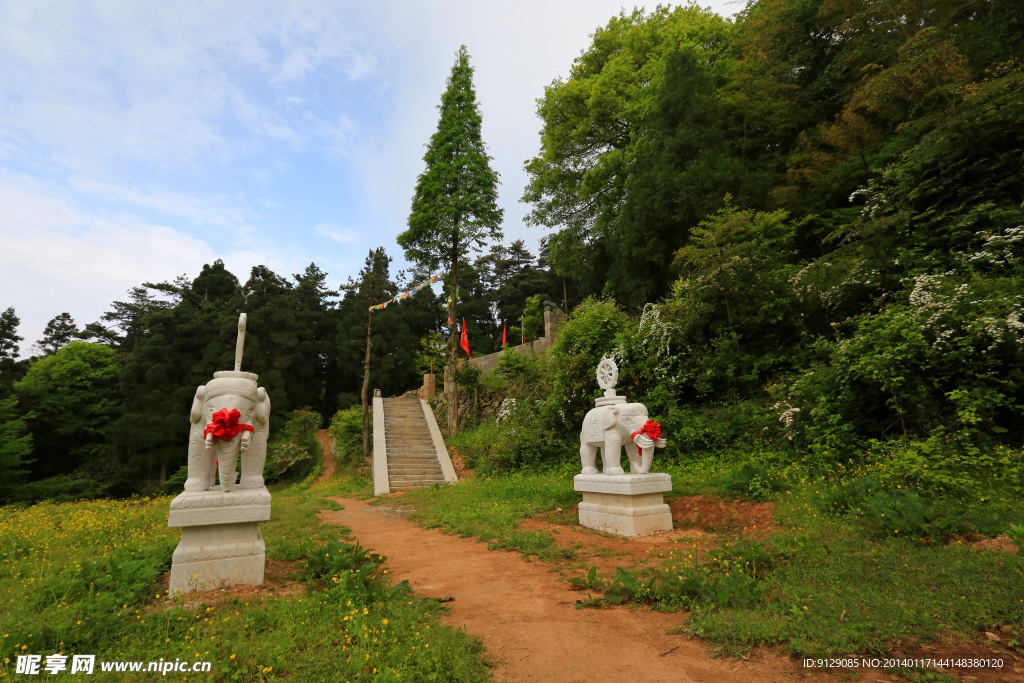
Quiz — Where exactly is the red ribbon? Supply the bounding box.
[204,408,254,440]
[630,419,662,456]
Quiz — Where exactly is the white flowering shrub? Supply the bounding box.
[782,273,1024,468]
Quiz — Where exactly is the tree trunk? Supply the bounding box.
[361,312,373,458]
[447,255,460,434]
[160,461,167,487]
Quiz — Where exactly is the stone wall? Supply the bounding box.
[469,308,565,376]
[431,385,508,426]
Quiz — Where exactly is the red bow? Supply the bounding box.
[204,408,254,440]
[630,419,661,456]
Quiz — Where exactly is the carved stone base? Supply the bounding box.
[573,473,673,538]
[167,486,271,594]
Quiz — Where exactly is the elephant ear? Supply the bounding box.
[255,387,271,425]
[602,406,618,431]
[190,386,206,424]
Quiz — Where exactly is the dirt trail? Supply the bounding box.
[314,429,335,485]
[319,496,814,683]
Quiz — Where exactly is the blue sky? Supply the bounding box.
[0,0,739,354]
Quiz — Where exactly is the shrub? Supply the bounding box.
[264,409,323,482]
[329,406,364,465]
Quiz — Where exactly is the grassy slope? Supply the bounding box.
[404,429,1024,664]
[0,471,490,682]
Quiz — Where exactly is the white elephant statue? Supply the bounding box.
[579,401,666,475]
[184,371,270,492]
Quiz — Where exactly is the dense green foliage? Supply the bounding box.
[1,1,1022,507]
[0,241,562,499]
[498,0,1024,478]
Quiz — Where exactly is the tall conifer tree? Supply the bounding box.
[398,45,503,433]
[0,307,22,360]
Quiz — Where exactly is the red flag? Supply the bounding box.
[460,319,471,358]
[502,322,507,347]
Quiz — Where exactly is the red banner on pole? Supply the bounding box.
[460,319,471,358]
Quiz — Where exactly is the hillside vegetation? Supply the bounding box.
[0,0,1021,506]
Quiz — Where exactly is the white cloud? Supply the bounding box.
[0,0,375,174]
[69,179,256,229]
[0,173,320,354]
[314,223,359,244]
[0,173,216,351]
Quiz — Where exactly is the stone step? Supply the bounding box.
[389,476,446,484]
[388,467,443,476]
[387,459,440,465]
[388,465,442,472]
[389,480,446,488]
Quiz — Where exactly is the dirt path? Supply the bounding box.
[314,429,335,485]
[318,496,816,683]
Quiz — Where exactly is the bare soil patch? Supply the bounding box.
[156,558,305,609]
[521,493,775,579]
[447,446,476,480]
[522,510,713,578]
[319,495,816,683]
[669,494,776,537]
[970,534,1019,555]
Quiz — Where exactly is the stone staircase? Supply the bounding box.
[383,398,446,490]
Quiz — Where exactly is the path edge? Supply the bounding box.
[421,399,458,484]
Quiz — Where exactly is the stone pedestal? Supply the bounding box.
[574,473,673,537]
[167,487,272,594]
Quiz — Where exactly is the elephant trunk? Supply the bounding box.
[217,439,239,492]
[632,433,655,474]
[640,446,654,474]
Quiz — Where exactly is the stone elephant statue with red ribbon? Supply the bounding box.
[184,371,271,492]
[579,401,666,475]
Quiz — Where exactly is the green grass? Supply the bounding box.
[1,480,491,682]
[307,462,375,499]
[398,441,1024,661]
[400,472,581,561]
[690,527,1024,654]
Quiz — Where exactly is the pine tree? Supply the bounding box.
[398,45,504,433]
[36,313,78,356]
[0,307,22,359]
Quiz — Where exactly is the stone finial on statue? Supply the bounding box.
[596,357,618,398]
[234,312,247,372]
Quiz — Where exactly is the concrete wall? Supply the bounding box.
[468,308,565,376]
[371,394,389,495]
